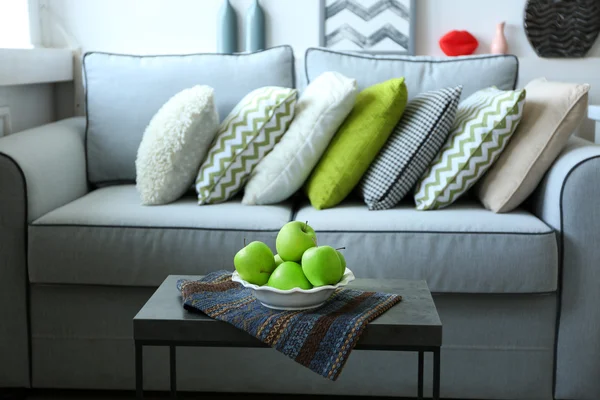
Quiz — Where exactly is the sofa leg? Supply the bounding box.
[0,389,26,400]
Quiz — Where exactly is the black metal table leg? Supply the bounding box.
[135,342,143,399]
[433,347,440,400]
[170,345,177,398]
[418,350,424,399]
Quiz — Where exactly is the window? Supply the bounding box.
[0,0,33,49]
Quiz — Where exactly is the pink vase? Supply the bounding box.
[491,22,508,54]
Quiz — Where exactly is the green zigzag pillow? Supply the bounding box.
[414,87,526,210]
[196,87,297,205]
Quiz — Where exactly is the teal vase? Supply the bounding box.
[217,0,237,54]
[246,0,265,52]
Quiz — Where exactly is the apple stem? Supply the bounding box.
[335,247,346,251]
[312,237,318,246]
[304,220,308,232]
[244,238,247,247]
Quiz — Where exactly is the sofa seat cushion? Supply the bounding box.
[295,200,557,294]
[29,185,294,287]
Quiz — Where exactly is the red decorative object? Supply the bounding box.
[439,30,479,56]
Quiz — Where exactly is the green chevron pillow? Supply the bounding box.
[195,87,297,205]
[414,87,526,211]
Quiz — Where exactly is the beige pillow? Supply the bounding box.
[476,78,590,213]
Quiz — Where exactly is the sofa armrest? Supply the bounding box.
[0,117,88,222]
[0,117,87,388]
[531,136,600,400]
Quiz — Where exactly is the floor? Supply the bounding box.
[26,395,364,400]
[11,390,425,400]
[26,396,375,400]
[24,395,423,400]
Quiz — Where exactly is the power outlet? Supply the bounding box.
[0,107,12,137]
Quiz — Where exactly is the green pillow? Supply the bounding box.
[305,78,408,210]
[414,87,527,210]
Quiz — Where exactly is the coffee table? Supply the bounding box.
[133,275,442,399]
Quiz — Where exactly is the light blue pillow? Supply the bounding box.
[84,46,295,185]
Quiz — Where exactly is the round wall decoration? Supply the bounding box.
[524,0,600,58]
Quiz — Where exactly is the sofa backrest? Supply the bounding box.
[84,46,295,185]
[304,48,518,101]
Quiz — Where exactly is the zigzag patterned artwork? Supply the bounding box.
[327,24,409,49]
[196,87,297,205]
[414,88,527,211]
[524,0,600,58]
[323,0,413,53]
[326,0,411,20]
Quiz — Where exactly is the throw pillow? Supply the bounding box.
[414,86,527,210]
[305,78,408,210]
[136,85,219,205]
[195,86,297,205]
[359,86,463,210]
[242,72,358,205]
[475,78,590,212]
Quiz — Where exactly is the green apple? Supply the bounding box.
[274,254,284,267]
[234,241,276,285]
[276,221,317,262]
[301,245,344,286]
[267,261,313,290]
[336,250,346,271]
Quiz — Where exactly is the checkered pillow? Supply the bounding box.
[358,86,462,210]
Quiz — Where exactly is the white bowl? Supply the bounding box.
[232,268,355,310]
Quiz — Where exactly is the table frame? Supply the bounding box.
[134,340,440,399]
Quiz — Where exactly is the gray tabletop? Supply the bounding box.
[134,275,442,349]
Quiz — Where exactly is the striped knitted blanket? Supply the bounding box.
[177,271,402,380]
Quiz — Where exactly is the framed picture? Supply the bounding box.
[320,0,416,54]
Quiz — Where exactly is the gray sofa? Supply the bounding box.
[1,46,599,400]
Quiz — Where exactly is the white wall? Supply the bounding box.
[0,84,55,135]
[42,0,600,138]
[0,0,58,135]
[41,0,321,55]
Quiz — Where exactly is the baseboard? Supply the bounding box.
[1,388,462,399]
[0,389,26,400]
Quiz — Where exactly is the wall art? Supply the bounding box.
[524,0,600,58]
[321,0,416,54]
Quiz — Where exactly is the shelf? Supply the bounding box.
[0,47,73,86]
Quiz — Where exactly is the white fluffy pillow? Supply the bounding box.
[136,85,219,205]
[242,72,357,205]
